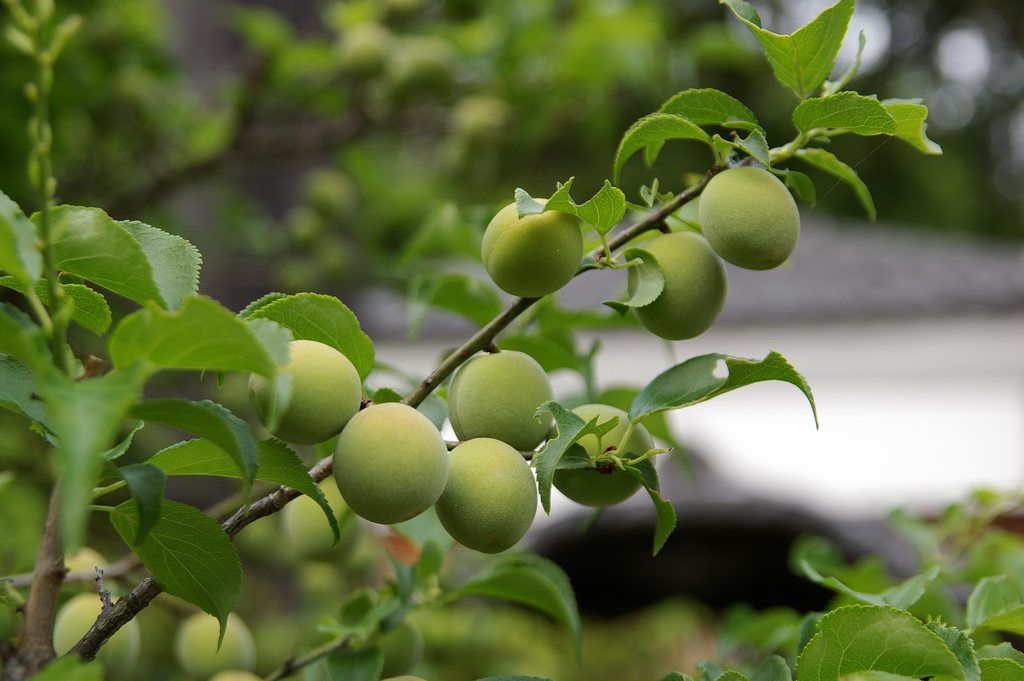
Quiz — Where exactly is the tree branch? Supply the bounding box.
[263,635,352,681]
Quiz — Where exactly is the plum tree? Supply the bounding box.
[54,594,140,679]
[209,672,262,681]
[435,438,538,553]
[554,404,654,507]
[378,619,424,678]
[333,402,450,524]
[281,478,360,560]
[173,612,256,679]
[481,202,583,297]
[338,23,392,78]
[249,339,362,444]
[448,350,554,451]
[699,166,801,270]
[635,231,727,340]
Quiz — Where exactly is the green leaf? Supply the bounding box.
[0,354,47,422]
[792,92,897,136]
[795,605,964,681]
[827,30,866,94]
[980,659,1024,681]
[0,276,111,334]
[532,401,619,513]
[0,302,49,368]
[540,178,627,235]
[408,273,502,338]
[110,499,241,633]
[119,220,202,311]
[614,113,711,182]
[699,662,726,681]
[26,657,103,681]
[780,170,817,204]
[795,148,875,220]
[500,334,581,374]
[47,206,164,307]
[604,247,665,315]
[324,646,384,681]
[658,88,764,134]
[102,420,145,461]
[148,437,340,543]
[131,399,259,485]
[39,367,146,552]
[721,0,855,99]
[626,465,676,556]
[967,576,1024,636]
[110,296,287,378]
[977,644,1024,665]
[752,656,793,681]
[454,554,581,659]
[243,292,373,379]
[0,189,41,289]
[926,622,981,681]
[629,351,817,427]
[713,130,771,166]
[237,292,288,319]
[117,463,166,543]
[883,99,942,155]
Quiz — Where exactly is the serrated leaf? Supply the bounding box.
[324,646,384,681]
[0,189,42,289]
[117,463,166,543]
[658,88,764,133]
[927,622,981,681]
[26,657,103,681]
[0,302,49,368]
[795,148,875,220]
[752,656,793,681]
[979,659,1024,681]
[625,465,676,556]
[883,99,942,155]
[0,276,111,334]
[532,401,619,513]
[721,0,854,99]
[781,171,817,204]
[39,367,146,552]
[977,644,1024,665]
[713,130,771,166]
[119,220,202,311]
[699,661,726,681]
[793,92,897,136]
[47,206,164,307]
[454,554,581,659]
[0,354,46,422]
[131,399,259,485]
[109,296,287,378]
[102,420,145,461]
[614,113,711,181]
[629,351,817,427]
[237,292,288,318]
[795,605,964,681]
[148,437,339,543]
[110,499,241,634]
[967,576,1024,636]
[243,292,373,379]
[604,247,665,314]
[543,178,627,235]
[408,273,502,338]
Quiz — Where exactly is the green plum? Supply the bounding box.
[249,339,362,444]
[333,403,449,524]
[173,612,255,679]
[378,619,424,677]
[448,350,554,451]
[338,23,392,78]
[281,478,360,560]
[435,438,538,553]
[54,594,140,680]
[481,202,582,297]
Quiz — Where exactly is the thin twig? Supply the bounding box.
[263,635,352,681]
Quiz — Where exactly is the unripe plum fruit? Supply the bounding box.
[174,612,256,679]
[451,95,510,141]
[65,547,107,573]
[303,168,358,219]
[481,202,583,298]
[553,404,654,507]
[209,672,262,681]
[281,478,360,561]
[339,23,392,78]
[333,402,449,524]
[54,593,140,679]
[378,619,424,677]
[635,231,727,340]
[435,438,538,553]
[385,36,455,97]
[448,350,554,451]
[699,166,800,270]
[249,339,362,444]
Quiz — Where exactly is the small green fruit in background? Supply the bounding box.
[699,166,800,270]
[451,95,510,141]
[448,350,554,451]
[174,612,255,679]
[209,672,262,681]
[378,619,424,677]
[385,36,455,98]
[302,168,358,219]
[481,202,583,298]
[554,404,654,507]
[54,594,140,679]
[635,231,727,340]
[249,339,362,444]
[65,547,107,573]
[281,478,360,560]
[338,23,392,78]
[435,438,537,553]
[334,403,449,524]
